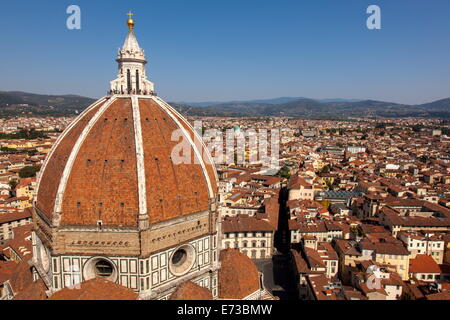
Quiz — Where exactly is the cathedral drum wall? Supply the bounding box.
[140,210,215,256]
[40,233,219,298]
[139,233,219,299]
[48,254,142,292]
[53,229,141,256]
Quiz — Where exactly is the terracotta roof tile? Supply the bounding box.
[35,97,218,228]
[49,278,138,300]
[218,249,260,299]
[222,215,275,233]
[409,254,441,274]
[169,281,213,300]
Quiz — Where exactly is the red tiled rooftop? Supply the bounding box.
[409,254,441,274]
[49,278,138,300]
[218,249,260,299]
[169,281,213,300]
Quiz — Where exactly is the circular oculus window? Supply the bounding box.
[169,245,196,276]
[83,257,118,282]
[94,259,114,278]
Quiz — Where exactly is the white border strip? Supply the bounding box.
[35,97,107,198]
[52,96,117,224]
[154,96,219,185]
[150,97,214,198]
[131,96,148,221]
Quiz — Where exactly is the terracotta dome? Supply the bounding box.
[218,249,261,299]
[169,281,213,300]
[35,96,218,228]
[49,278,138,300]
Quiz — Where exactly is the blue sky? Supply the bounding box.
[1,0,449,104]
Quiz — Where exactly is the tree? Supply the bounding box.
[0,128,49,140]
[411,125,423,133]
[27,149,38,156]
[19,165,41,178]
[276,166,291,179]
[9,179,18,190]
[351,226,366,238]
[321,165,331,174]
[0,146,17,152]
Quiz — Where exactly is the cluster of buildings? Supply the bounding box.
[0,117,72,134]
[1,107,449,302]
[206,115,450,300]
[0,16,449,301]
[0,118,71,244]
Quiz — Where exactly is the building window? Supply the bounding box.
[172,249,187,266]
[127,69,131,93]
[136,69,140,93]
[95,260,114,278]
[169,245,196,276]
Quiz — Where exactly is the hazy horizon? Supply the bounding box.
[1,89,449,106]
[1,0,450,105]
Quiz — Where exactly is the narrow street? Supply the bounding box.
[253,187,298,300]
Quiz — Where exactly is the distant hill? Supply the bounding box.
[0,91,449,119]
[175,97,361,107]
[0,91,95,117]
[417,98,450,111]
[173,98,450,119]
